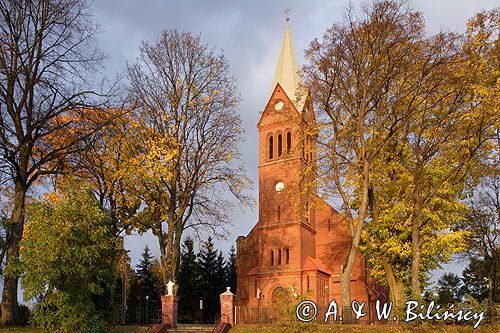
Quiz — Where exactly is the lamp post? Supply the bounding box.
[145,295,150,324]
[121,250,130,325]
[199,298,203,324]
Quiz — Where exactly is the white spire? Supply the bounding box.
[270,21,305,111]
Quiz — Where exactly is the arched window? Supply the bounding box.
[286,132,292,153]
[269,135,274,159]
[270,250,274,266]
[277,205,281,222]
[285,248,290,264]
[277,133,283,157]
[278,249,282,265]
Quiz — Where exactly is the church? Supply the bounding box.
[235,20,384,309]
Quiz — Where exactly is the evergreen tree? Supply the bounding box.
[225,246,237,293]
[127,246,162,323]
[178,238,202,323]
[136,246,161,302]
[216,251,226,290]
[198,237,224,323]
[461,257,498,303]
[436,273,465,304]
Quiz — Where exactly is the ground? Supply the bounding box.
[229,323,500,333]
[0,323,498,332]
[0,326,152,333]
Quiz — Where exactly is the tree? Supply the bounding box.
[304,0,430,309]
[459,8,500,314]
[135,246,162,302]
[57,108,139,238]
[197,237,224,323]
[20,181,117,332]
[304,1,496,306]
[458,129,500,315]
[178,238,201,323]
[461,257,495,303]
[0,0,106,322]
[126,30,251,292]
[436,273,465,304]
[225,245,237,293]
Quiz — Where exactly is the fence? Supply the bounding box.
[235,305,400,325]
[125,300,162,324]
[235,304,497,327]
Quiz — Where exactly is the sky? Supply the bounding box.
[90,0,498,282]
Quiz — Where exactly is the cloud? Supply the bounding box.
[92,0,497,268]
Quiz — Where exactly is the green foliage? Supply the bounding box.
[127,246,163,323]
[20,182,118,332]
[32,291,104,333]
[135,246,162,301]
[225,245,237,293]
[436,273,465,304]
[178,238,202,323]
[270,289,316,333]
[198,237,225,323]
[176,237,236,324]
[461,257,497,302]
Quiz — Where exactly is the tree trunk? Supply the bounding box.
[158,228,169,295]
[411,178,423,299]
[340,244,356,320]
[382,254,404,321]
[487,267,493,316]
[0,180,26,324]
[411,219,421,298]
[340,158,369,320]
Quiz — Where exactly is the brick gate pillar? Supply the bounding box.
[220,287,235,326]
[161,295,178,327]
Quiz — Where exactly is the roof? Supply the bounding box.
[303,256,333,276]
[270,21,306,112]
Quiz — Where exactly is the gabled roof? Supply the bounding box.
[269,21,306,112]
[303,256,333,276]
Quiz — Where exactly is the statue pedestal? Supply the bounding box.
[161,295,178,327]
[220,287,235,326]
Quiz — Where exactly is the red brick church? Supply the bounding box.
[235,21,383,309]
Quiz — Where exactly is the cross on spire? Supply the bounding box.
[284,8,291,22]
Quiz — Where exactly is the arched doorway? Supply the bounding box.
[271,286,290,303]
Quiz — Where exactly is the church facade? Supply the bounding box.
[236,22,384,309]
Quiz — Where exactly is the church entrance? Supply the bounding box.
[271,287,290,303]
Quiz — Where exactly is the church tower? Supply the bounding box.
[236,18,383,311]
[256,19,318,272]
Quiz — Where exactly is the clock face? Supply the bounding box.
[275,181,285,192]
[275,100,284,111]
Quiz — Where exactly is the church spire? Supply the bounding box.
[270,17,305,111]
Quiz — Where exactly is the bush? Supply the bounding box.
[17,305,32,326]
[20,182,118,333]
[32,291,104,333]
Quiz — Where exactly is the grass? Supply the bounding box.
[230,322,500,333]
[0,325,153,333]
[107,325,153,333]
[2,323,498,333]
[0,327,39,333]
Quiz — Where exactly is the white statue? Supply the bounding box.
[167,280,175,296]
